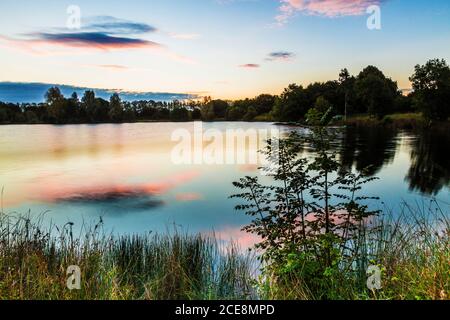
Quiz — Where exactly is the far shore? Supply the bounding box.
[1,112,449,130]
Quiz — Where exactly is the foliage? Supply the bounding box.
[231,122,382,299]
[1,59,449,124]
[409,58,450,120]
[306,97,334,125]
[243,106,258,121]
[354,66,399,118]
[0,215,256,300]
[202,99,229,120]
[109,93,124,122]
[272,84,310,122]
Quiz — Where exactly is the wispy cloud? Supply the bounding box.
[239,63,260,68]
[238,51,294,69]
[266,51,295,61]
[0,16,200,64]
[1,15,161,53]
[24,32,160,50]
[276,0,383,25]
[95,64,129,70]
[81,16,157,35]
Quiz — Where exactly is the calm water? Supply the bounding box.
[0,122,449,248]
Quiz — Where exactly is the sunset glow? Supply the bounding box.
[0,0,449,99]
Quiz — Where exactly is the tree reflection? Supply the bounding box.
[406,128,450,195]
[339,127,398,176]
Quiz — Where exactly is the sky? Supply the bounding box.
[0,0,449,100]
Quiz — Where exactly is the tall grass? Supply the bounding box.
[368,200,449,300]
[0,200,448,300]
[259,199,449,300]
[0,214,256,300]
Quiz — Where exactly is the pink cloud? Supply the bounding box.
[238,164,259,172]
[276,0,382,25]
[29,170,200,203]
[96,64,129,70]
[239,63,260,69]
[207,226,261,251]
[175,192,203,201]
[0,34,159,56]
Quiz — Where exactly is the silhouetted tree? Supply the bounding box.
[109,93,124,122]
[82,90,96,122]
[272,84,309,121]
[409,58,450,120]
[171,106,190,121]
[191,108,202,120]
[243,106,257,121]
[45,87,64,105]
[338,68,357,116]
[205,99,228,119]
[45,87,67,124]
[253,94,275,115]
[354,66,399,118]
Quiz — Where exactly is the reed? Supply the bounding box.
[259,199,449,300]
[0,200,448,300]
[0,214,256,300]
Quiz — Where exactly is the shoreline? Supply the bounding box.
[1,114,449,130]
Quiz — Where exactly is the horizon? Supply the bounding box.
[0,64,417,103]
[0,1,449,100]
[0,81,198,103]
[0,60,429,103]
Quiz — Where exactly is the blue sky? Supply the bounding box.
[0,0,449,99]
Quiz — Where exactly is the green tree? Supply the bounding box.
[232,124,380,298]
[243,106,257,121]
[253,94,275,115]
[338,68,356,117]
[354,66,398,118]
[45,87,68,123]
[66,92,80,122]
[0,108,8,123]
[171,107,190,121]
[109,93,124,122]
[201,100,229,121]
[227,99,251,120]
[45,87,64,105]
[409,58,450,120]
[25,110,39,123]
[314,96,333,114]
[204,99,228,120]
[306,97,334,126]
[82,90,96,122]
[201,103,215,121]
[191,108,202,120]
[272,84,309,122]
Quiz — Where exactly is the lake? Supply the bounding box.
[0,122,449,248]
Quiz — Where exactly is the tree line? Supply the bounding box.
[1,58,449,125]
[0,88,201,124]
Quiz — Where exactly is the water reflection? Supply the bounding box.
[0,123,449,246]
[338,126,450,195]
[406,128,450,195]
[62,193,165,212]
[339,127,398,176]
